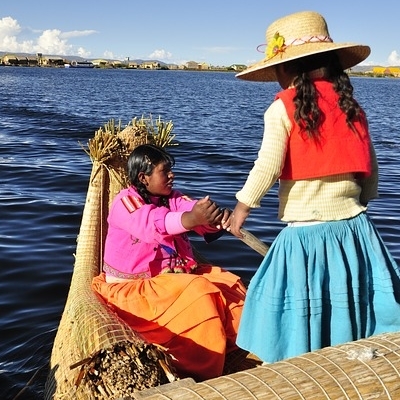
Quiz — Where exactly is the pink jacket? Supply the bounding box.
[103,186,223,279]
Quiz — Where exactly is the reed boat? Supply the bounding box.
[65,60,95,68]
[44,119,400,400]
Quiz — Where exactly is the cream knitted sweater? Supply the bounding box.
[236,99,379,222]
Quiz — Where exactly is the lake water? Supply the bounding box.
[0,67,399,399]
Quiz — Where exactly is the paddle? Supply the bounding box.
[238,228,269,257]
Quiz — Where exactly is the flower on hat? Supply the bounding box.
[267,32,286,59]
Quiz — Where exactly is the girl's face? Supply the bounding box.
[140,161,174,196]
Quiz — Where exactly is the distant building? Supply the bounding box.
[0,52,245,72]
[140,61,161,69]
[186,61,200,70]
[110,60,123,68]
[2,54,18,66]
[198,62,210,70]
[1,54,39,66]
[230,64,247,71]
[373,66,400,77]
[91,59,109,68]
[26,56,39,66]
[42,56,65,67]
[127,61,139,69]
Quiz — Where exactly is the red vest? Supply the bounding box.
[276,80,372,180]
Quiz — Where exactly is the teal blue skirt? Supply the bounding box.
[236,212,400,363]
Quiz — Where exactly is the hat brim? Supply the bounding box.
[236,43,371,82]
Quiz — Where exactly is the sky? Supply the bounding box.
[1,1,399,67]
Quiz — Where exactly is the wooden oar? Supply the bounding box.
[238,228,269,257]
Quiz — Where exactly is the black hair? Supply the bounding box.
[284,51,363,138]
[127,144,175,205]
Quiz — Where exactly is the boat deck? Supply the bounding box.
[134,333,400,399]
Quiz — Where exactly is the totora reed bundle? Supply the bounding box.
[44,117,179,400]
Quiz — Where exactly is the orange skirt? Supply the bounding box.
[92,265,246,381]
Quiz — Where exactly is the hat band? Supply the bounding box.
[286,35,333,46]
[265,34,334,61]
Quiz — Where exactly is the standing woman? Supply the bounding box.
[227,11,400,363]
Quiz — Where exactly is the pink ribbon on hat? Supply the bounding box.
[257,35,333,54]
[285,35,333,46]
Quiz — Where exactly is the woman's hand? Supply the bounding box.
[223,201,251,239]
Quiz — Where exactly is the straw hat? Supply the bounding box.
[236,11,370,82]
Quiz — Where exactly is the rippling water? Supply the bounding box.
[0,67,399,399]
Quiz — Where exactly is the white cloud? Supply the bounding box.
[36,29,73,55]
[103,50,115,59]
[76,47,91,58]
[0,16,21,36]
[61,30,97,39]
[148,49,172,61]
[0,16,95,56]
[0,16,26,52]
[388,50,400,66]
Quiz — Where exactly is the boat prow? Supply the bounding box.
[65,60,94,68]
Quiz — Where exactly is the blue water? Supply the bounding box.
[0,67,399,399]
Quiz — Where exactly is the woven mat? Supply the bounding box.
[136,332,400,399]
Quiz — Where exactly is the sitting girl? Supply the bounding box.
[92,144,246,381]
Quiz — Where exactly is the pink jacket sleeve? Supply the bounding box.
[110,188,223,243]
[168,190,223,238]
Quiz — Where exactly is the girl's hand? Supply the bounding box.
[218,207,232,230]
[182,195,220,229]
[224,201,251,238]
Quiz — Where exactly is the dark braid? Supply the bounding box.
[293,73,320,135]
[127,144,175,207]
[286,51,363,138]
[333,70,362,126]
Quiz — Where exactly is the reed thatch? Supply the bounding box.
[135,332,400,399]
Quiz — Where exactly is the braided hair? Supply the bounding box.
[127,144,175,207]
[284,51,363,138]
